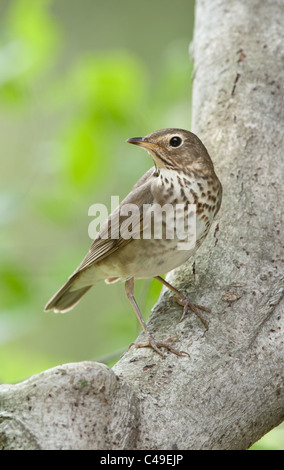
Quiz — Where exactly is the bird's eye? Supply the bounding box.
[169,136,182,147]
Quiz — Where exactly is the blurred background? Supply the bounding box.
[0,0,282,450]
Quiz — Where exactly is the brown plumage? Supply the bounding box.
[45,128,222,356]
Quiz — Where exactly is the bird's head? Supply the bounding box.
[127,128,214,175]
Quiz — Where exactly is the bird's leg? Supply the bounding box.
[125,277,189,357]
[154,276,210,330]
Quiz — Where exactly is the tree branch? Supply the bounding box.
[1,0,283,450]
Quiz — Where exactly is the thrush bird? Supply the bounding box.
[45,128,222,356]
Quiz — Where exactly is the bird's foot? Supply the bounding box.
[129,334,190,358]
[170,295,210,330]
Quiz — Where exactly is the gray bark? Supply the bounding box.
[1,0,284,450]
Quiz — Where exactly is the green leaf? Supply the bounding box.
[0,265,31,309]
[61,119,109,188]
[7,0,60,77]
[71,53,148,122]
[0,344,59,383]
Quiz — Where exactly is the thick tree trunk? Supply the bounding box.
[1,0,283,450]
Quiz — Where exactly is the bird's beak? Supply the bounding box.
[126,137,162,150]
[126,136,144,145]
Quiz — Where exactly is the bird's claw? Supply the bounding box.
[129,334,190,357]
[170,295,210,330]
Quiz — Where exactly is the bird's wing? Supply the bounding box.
[74,168,156,273]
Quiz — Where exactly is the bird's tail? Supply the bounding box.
[44,273,92,313]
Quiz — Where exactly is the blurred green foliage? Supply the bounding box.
[0,0,59,105]
[250,425,284,450]
[0,0,282,450]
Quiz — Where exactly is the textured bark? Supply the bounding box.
[1,0,284,450]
